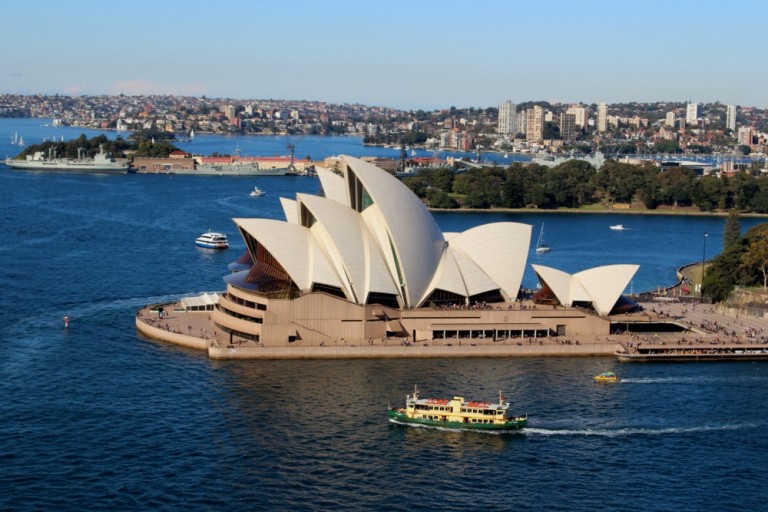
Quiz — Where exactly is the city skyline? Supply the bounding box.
[2,0,766,110]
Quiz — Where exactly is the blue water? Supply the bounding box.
[0,117,520,165]
[2,118,768,511]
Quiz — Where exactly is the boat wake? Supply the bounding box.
[8,292,193,334]
[524,422,756,437]
[621,376,768,384]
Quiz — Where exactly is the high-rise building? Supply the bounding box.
[737,126,753,146]
[726,105,737,132]
[565,104,587,129]
[665,111,676,128]
[223,104,237,121]
[498,100,517,135]
[526,106,544,142]
[516,109,527,136]
[686,102,698,126]
[597,102,607,132]
[560,113,576,141]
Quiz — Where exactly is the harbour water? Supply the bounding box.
[2,118,768,510]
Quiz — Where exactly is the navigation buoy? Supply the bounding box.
[64,315,69,329]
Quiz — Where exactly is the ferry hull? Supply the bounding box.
[4,159,129,173]
[179,165,291,176]
[387,409,526,431]
[195,242,228,249]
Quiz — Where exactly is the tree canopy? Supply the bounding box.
[401,159,768,214]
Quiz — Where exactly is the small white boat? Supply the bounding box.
[249,186,265,197]
[609,224,625,231]
[195,231,229,249]
[535,224,551,253]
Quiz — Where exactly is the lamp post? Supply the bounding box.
[701,232,708,300]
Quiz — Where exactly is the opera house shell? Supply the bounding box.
[210,156,626,347]
[531,264,640,317]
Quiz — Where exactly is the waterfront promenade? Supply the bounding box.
[135,295,768,360]
[135,300,624,359]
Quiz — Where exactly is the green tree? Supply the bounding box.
[655,167,696,206]
[428,189,457,208]
[741,231,768,290]
[723,210,741,251]
[654,139,681,154]
[693,175,725,211]
[501,165,527,208]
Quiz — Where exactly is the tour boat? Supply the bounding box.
[387,385,527,431]
[195,231,229,249]
[609,224,625,231]
[593,371,619,383]
[249,186,265,197]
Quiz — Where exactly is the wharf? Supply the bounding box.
[617,343,768,362]
[616,299,768,361]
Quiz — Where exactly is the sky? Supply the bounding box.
[2,0,766,110]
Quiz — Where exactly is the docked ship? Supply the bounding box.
[4,146,129,173]
[180,144,298,176]
[617,342,768,362]
[188,159,292,176]
[388,385,527,431]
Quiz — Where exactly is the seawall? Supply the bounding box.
[205,342,621,360]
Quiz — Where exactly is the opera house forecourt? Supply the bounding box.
[135,156,639,359]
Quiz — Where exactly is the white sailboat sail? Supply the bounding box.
[536,224,551,253]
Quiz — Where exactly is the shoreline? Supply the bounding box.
[134,290,768,361]
[428,206,768,218]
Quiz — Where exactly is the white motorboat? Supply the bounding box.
[249,186,265,197]
[195,231,229,249]
[609,224,625,231]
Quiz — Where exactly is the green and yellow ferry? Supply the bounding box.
[388,385,527,431]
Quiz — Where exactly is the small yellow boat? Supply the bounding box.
[594,371,619,383]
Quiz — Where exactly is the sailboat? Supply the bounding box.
[535,224,551,253]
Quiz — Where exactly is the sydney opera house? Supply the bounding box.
[191,155,639,348]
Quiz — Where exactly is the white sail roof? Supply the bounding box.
[575,264,639,316]
[279,197,299,225]
[342,156,445,307]
[315,165,348,206]
[449,222,531,300]
[532,263,639,316]
[234,218,341,292]
[297,193,397,302]
[425,249,469,299]
[229,155,551,309]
